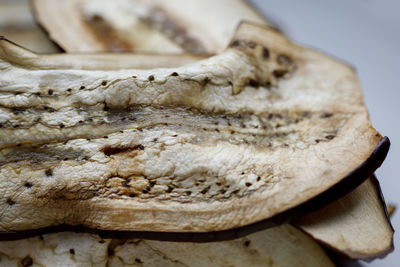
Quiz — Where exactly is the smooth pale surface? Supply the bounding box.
[0,0,60,53]
[250,0,399,265]
[295,177,393,259]
[0,224,334,267]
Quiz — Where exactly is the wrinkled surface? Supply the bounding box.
[0,225,334,267]
[0,23,381,233]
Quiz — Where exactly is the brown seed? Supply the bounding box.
[230,40,241,47]
[45,168,53,177]
[273,69,288,78]
[21,256,33,267]
[101,80,107,86]
[262,47,270,59]
[148,75,155,81]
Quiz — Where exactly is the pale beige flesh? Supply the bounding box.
[0,22,382,234]
[32,0,267,53]
[0,224,334,267]
[0,0,60,54]
[294,176,394,260]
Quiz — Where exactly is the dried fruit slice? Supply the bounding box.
[0,40,392,261]
[0,225,334,267]
[294,176,394,260]
[32,0,267,53]
[0,0,59,53]
[0,22,389,238]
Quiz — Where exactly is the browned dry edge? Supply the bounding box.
[0,137,390,242]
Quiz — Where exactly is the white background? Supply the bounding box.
[250,0,400,266]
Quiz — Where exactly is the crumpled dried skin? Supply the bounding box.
[0,23,381,234]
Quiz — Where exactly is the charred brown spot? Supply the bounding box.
[244,240,251,247]
[21,256,33,267]
[47,89,53,95]
[6,198,15,205]
[69,249,75,255]
[102,144,144,156]
[45,168,53,177]
[24,182,32,188]
[66,88,72,92]
[262,47,270,59]
[248,79,259,87]
[80,86,85,90]
[85,15,132,52]
[135,258,143,263]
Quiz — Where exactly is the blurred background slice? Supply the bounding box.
[249,1,400,266]
[0,0,60,53]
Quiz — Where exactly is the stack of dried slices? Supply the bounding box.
[0,0,394,266]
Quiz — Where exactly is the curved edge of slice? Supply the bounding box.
[0,0,60,53]
[0,37,207,70]
[0,137,389,242]
[0,225,335,267]
[294,175,394,260]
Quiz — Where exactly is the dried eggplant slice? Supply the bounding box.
[32,0,267,53]
[0,22,388,237]
[0,0,60,53]
[0,225,335,267]
[294,176,394,260]
[0,38,393,260]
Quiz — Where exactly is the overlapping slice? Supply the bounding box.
[0,22,388,238]
[294,176,394,260]
[0,225,334,267]
[33,0,267,53]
